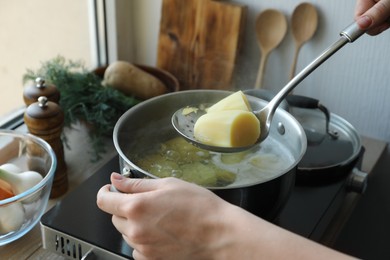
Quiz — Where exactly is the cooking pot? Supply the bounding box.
[113,90,306,220]
[285,95,363,185]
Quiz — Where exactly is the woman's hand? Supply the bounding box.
[96,173,234,259]
[355,0,390,35]
[97,173,358,260]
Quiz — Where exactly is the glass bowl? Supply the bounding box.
[0,130,56,246]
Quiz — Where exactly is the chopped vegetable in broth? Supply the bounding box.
[135,137,235,187]
[134,136,295,188]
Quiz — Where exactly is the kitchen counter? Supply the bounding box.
[0,123,387,259]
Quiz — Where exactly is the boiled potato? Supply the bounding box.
[135,137,236,187]
[180,163,217,186]
[160,137,211,163]
[207,90,250,113]
[194,91,261,148]
[137,154,181,178]
[194,110,260,147]
[162,137,204,154]
[220,151,249,164]
[102,61,168,100]
[214,167,236,186]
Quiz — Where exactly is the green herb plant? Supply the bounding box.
[23,56,140,161]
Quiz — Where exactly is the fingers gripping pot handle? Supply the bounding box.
[109,166,145,193]
[109,167,132,193]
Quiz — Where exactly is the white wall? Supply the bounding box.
[0,0,92,116]
[128,0,390,169]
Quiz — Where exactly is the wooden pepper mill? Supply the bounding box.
[23,77,60,106]
[24,96,68,198]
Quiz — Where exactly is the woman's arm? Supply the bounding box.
[97,173,356,259]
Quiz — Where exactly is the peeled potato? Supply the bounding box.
[194,91,261,148]
[194,110,260,147]
[102,61,168,100]
[207,90,251,113]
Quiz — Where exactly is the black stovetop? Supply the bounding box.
[41,154,355,259]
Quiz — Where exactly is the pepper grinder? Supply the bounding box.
[23,77,60,106]
[24,96,68,198]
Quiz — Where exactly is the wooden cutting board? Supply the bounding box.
[157,0,246,90]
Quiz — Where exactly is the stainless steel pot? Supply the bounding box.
[113,90,306,220]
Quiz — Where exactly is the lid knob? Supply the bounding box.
[23,77,60,106]
[35,77,46,88]
[38,96,48,108]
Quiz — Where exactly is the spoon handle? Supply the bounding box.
[289,43,302,81]
[255,51,269,89]
[266,22,365,115]
[340,22,365,42]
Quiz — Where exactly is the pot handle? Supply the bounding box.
[285,95,319,109]
[109,167,145,193]
[109,167,133,193]
[285,95,338,139]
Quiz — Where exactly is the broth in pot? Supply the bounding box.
[133,135,295,188]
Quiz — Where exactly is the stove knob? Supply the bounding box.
[346,167,368,194]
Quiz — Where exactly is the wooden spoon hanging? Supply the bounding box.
[289,3,318,80]
[254,9,287,89]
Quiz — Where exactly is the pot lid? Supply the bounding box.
[287,96,361,171]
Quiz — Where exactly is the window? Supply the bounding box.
[0,0,105,122]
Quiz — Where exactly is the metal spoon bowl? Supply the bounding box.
[172,22,365,153]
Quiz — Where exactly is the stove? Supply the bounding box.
[40,150,366,260]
